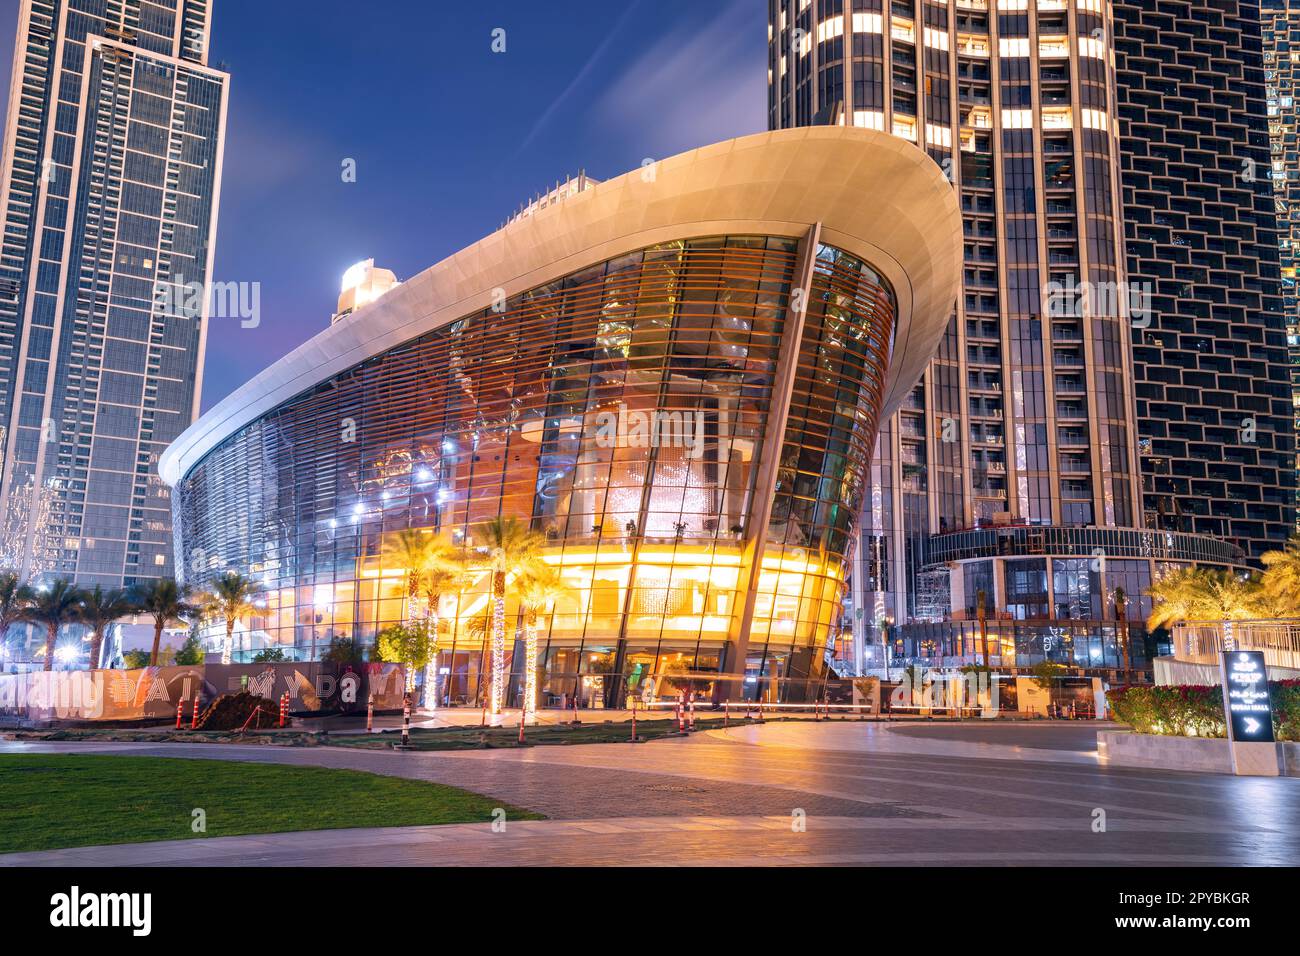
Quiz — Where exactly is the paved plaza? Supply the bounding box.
[3,721,1297,865]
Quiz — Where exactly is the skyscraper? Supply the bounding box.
[1117,0,1294,556]
[1262,0,1300,525]
[768,0,1279,673]
[0,1,228,586]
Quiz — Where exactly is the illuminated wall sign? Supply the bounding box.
[1220,651,1275,743]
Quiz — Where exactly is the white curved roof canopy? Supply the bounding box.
[161,126,962,487]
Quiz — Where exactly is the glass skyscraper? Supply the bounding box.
[0,0,228,586]
[768,0,1280,673]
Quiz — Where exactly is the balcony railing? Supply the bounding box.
[1173,619,1300,671]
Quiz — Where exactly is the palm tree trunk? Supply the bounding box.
[222,618,234,665]
[422,594,440,710]
[150,619,164,667]
[524,614,538,725]
[490,570,506,723]
[89,628,104,670]
[43,623,56,671]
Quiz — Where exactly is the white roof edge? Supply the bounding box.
[161,127,961,486]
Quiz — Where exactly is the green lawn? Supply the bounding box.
[0,754,541,854]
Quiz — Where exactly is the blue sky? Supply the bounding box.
[0,0,767,410]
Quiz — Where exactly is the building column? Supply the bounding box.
[719,223,822,701]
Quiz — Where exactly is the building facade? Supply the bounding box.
[1117,0,1294,555]
[768,0,1272,675]
[0,0,228,586]
[1263,0,1300,524]
[161,128,961,704]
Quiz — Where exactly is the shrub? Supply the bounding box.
[321,636,364,665]
[1029,660,1068,691]
[1107,681,1300,741]
[121,650,151,669]
[251,647,285,663]
[173,634,205,665]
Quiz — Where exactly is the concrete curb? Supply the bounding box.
[1097,729,1300,775]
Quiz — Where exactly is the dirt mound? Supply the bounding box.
[195,691,281,731]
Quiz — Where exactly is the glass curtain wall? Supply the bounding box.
[175,235,896,704]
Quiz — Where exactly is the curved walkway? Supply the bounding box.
[3,721,1297,866]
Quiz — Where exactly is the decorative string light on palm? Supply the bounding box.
[481,517,546,726]
[519,565,565,726]
[382,528,459,705]
[419,557,467,711]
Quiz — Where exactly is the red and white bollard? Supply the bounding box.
[175,698,184,729]
[757,698,764,722]
[631,699,639,742]
[518,710,526,745]
[279,692,288,728]
[366,693,374,733]
[401,693,412,747]
[191,696,200,730]
[724,700,730,728]
[571,695,581,725]
[676,694,685,733]
[687,692,696,732]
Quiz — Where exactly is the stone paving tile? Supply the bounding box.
[6,813,1293,867]
[3,722,1298,865]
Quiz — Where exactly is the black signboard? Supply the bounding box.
[1220,650,1275,743]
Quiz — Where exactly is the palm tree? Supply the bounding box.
[77,585,136,669]
[479,517,546,721]
[0,571,30,662]
[1259,535,1300,617]
[418,551,469,709]
[133,577,198,667]
[1147,567,1258,652]
[518,564,564,724]
[23,578,81,671]
[381,529,445,623]
[200,572,262,665]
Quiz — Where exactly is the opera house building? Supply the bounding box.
[159,127,961,706]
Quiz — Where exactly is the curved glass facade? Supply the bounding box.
[173,234,896,703]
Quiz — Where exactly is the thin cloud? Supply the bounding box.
[593,0,767,157]
[516,0,645,153]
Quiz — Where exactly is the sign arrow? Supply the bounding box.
[1244,717,1260,735]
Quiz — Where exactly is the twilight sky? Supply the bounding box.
[0,0,767,412]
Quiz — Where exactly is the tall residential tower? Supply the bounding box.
[1116,0,1293,553]
[768,0,1283,673]
[0,0,228,585]
[1263,0,1300,524]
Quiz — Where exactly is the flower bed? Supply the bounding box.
[1107,680,1300,741]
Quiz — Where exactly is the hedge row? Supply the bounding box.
[1106,681,1300,741]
